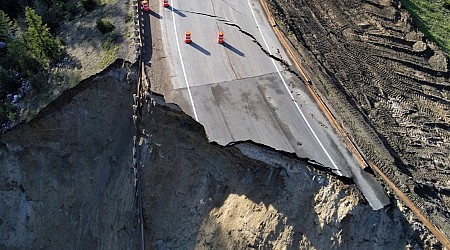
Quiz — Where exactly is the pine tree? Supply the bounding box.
[0,10,15,42]
[24,7,61,65]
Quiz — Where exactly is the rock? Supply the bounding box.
[412,41,427,52]
[378,0,391,7]
[428,52,448,72]
[405,31,424,42]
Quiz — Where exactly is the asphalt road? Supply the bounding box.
[144,0,390,209]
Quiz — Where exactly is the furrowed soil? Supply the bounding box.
[266,0,450,239]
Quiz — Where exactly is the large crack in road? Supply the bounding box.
[179,9,303,80]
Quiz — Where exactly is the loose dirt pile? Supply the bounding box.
[266,0,449,237]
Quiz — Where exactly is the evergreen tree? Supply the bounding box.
[0,10,15,42]
[24,7,61,65]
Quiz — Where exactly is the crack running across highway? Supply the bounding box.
[177,9,304,81]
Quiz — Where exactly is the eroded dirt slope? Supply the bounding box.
[267,0,450,236]
[138,94,439,249]
[0,61,136,249]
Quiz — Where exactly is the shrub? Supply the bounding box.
[124,13,133,23]
[65,1,80,17]
[29,72,48,90]
[9,43,41,74]
[0,10,15,42]
[96,18,115,34]
[0,101,15,124]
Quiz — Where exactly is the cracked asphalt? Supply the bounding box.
[143,0,390,210]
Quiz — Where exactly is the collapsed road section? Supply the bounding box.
[144,0,390,209]
[0,58,440,248]
[137,91,440,249]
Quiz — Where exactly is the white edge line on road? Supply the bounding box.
[247,0,343,175]
[170,0,199,121]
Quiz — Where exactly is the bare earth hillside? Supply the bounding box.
[0,61,136,249]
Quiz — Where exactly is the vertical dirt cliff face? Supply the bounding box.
[0,61,137,249]
[139,95,438,249]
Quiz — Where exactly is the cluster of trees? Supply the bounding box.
[0,0,100,124]
[1,8,62,123]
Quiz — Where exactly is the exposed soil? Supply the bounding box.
[266,0,450,238]
[0,61,137,248]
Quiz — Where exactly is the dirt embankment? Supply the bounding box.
[138,94,439,249]
[0,61,137,249]
[266,0,450,237]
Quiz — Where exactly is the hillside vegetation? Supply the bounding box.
[0,0,112,127]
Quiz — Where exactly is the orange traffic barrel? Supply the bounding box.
[163,0,169,7]
[185,31,191,44]
[218,31,224,44]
